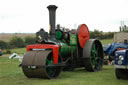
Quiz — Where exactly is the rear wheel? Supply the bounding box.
[83,39,104,71]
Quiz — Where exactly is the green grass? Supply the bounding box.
[0,55,128,85]
[3,48,26,55]
[10,48,26,54]
[0,39,127,85]
[101,39,113,45]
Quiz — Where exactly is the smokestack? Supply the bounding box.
[47,5,58,38]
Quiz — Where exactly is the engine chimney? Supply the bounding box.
[47,5,57,38]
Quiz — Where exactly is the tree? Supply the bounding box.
[0,40,9,49]
[24,36,36,45]
[9,36,25,48]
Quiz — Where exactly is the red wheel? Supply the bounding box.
[77,24,90,48]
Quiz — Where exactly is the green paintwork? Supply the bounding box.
[70,46,76,52]
[46,57,54,75]
[91,43,99,68]
[59,41,76,56]
[55,32,77,56]
[70,34,77,46]
[56,31,63,40]
[60,42,69,55]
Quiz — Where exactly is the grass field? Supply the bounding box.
[1,39,128,85]
[101,39,113,45]
[0,55,128,85]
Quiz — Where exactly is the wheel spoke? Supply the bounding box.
[83,39,103,72]
[46,57,54,75]
[91,44,99,69]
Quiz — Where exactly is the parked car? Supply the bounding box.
[114,49,128,79]
[0,49,2,56]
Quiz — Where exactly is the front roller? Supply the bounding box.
[83,39,104,71]
[21,50,62,79]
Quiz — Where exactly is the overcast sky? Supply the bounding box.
[0,0,128,33]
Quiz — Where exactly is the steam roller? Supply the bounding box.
[21,5,104,79]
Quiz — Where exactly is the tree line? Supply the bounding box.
[0,30,114,49]
[0,36,36,49]
[90,29,114,40]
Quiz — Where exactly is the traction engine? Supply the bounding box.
[21,5,104,79]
